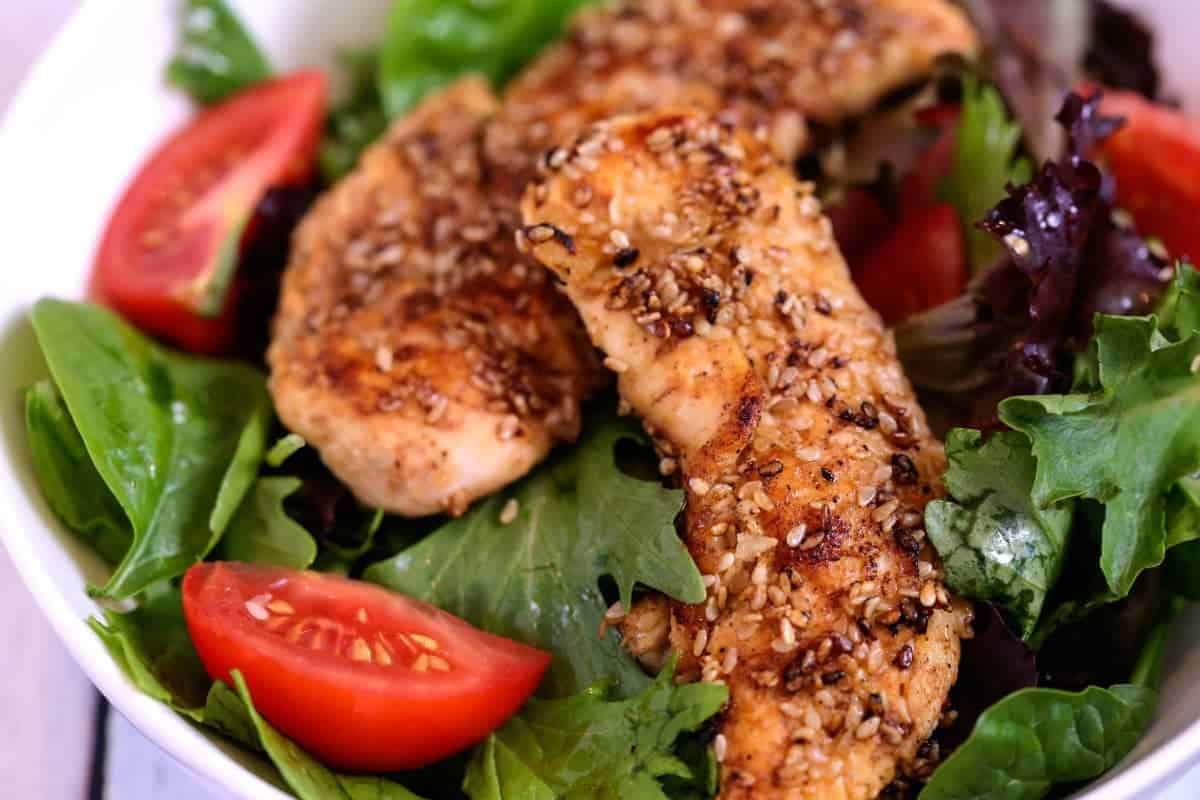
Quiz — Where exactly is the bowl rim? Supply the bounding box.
[0,1,290,798]
[1,2,1198,799]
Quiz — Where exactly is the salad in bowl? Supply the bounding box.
[6,1,1200,799]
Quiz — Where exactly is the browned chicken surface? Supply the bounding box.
[521,112,970,800]
[486,0,978,192]
[270,0,976,517]
[268,78,603,516]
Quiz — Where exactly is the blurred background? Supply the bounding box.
[1,1,1198,799]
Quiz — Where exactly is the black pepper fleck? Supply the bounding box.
[614,246,640,268]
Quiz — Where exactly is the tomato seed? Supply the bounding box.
[411,634,439,652]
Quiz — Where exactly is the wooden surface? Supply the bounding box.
[0,2,1196,799]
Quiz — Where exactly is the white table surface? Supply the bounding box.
[0,2,1197,799]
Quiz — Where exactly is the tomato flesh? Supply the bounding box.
[90,72,326,354]
[182,562,550,771]
[853,203,967,326]
[1097,88,1200,262]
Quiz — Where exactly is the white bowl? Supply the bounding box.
[0,1,1198,798]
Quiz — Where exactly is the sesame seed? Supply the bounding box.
[717,551,736,572]
[693,627,709,657]
[714,734,728,762]
[855,716,881,740]
[752,561,769,585]
[498,415,521,440]
[786,524,808,547]
[919,582,938,607]
[781,617,796,645]
[374,346,393,373]
[604,356,630,373]
[609,229,631,249]
[526,224,555,243]
[689,477,711,496]
[500,498,520,525]
[723,647,740,673]
[798,446,822,462]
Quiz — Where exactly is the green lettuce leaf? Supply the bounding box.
[230,672,426,800]
[220,477,317,569]
[999,268,1200,597]
[926,429,1074,638]
[31,299,272,599]
[319,48,390,182]
[939,77,1032,272]
[378,0,595,118]
[25,381,131,565]
[167,0,271,104]
[463,658,726,800]
[365,414,704,699]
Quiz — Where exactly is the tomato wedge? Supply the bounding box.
[182,562,550,771]
[1096,88,1200,262]
[853,203,967,326]
[90,72,326,354]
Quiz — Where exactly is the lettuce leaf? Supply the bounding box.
[220,477,318,569]
[377,0,595,118]
[30,299,272,599]
[939,77,1032,272]
[926,430,1074,638]
[1000,266,1200,597]
[167,0,271,104]
[366,414,704,699]
[463,658,726,800]
[928,265,1200,639]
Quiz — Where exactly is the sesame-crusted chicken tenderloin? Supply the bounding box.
[521,112,970,800]
[268,78,604,517]
[485,0,978,193]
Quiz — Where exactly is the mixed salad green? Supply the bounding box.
[20,1,1200,799]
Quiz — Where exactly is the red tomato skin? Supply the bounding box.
[1097,88,1200,262]
[182,562,550,772]
[853,203,967,326]
[90,72,327,355]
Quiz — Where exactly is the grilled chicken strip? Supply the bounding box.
[268,78,602,516]
[271,0,975,517]
[486,0,977,191]
[521,112,969,800]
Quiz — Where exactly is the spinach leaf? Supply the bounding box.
[230,672,427,800]
[999,266,1200,597]
[89,581,211,712]
[463,658,726,800]
[918,683,1155,800]
[25,381,131,565]
[319,49,390,182]
[90,583,426,798]
[377,0,595,119]
[921,591,1181,800]
[31,299,272,599]
[365,414,704,699]
[926,429,1074,637]
[938,77,1032,272]
[220,477,317,569]
[167,0,271,104]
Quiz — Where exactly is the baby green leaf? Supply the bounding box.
[365,414,702,699]
[926,429,1074,637]
[463,658,726,800]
